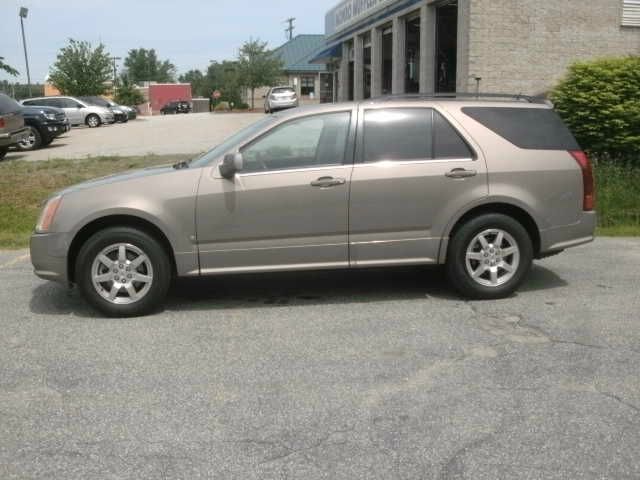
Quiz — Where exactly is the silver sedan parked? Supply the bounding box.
[264,86,299,113]
[30,95,596,317]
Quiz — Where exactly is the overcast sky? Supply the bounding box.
[0,0,335,83]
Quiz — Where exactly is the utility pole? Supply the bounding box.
[111,56,121,97]
[19,7,32,97]
[284,17,295,41]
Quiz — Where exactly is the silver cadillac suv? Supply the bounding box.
[30,94,596,317]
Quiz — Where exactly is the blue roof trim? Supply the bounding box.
[308,43,343,64]
[325,0,423,45]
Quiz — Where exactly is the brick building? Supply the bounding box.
[311,0,640,101]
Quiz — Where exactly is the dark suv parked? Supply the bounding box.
[160,101,191,114]
[17,105,70,151]
[0,94,29,160]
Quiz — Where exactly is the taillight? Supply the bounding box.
[569,150,595,211]
[0,117,5,128]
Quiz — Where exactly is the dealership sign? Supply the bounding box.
[325,0,397,37]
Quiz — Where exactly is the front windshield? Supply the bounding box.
[190,116,277,168]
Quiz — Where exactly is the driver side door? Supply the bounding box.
[196,109,355,274]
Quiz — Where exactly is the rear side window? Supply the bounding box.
[364,108,433,162]
[462,107,579,150]
[363,108,473,162]
[0,94,22,114]
[272,87,295,94]
[433,110,473,158]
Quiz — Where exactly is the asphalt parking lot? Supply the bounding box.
[1,238,640,479]
[7,112,264,162]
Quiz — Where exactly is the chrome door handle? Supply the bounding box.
[310,176,346,188]
[445,168,477,179]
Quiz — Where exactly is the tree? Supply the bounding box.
[551,56,640,161]
[179,69,205,97]
[123,48,176,84]
[206,61,244,107]
[0,57,19,77]
[49,39,112,95]
[237,39,283,109]
[114,76,144,106]
[0,81,44,100]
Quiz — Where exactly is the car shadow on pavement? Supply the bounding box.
[29,263,568,318]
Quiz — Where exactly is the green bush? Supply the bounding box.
[214,101,231,112]
[550,56,640,162]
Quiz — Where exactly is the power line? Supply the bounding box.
[284,17,295,41]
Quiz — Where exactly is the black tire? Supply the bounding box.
[85,114,101,128]
[16,126,42,151]
[75,227,172,317]
[0,147,7,160]
[446,213,533,300]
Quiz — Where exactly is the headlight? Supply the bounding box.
[43,113,56,120]
[35,195,62,233]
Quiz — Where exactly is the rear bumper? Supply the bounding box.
[0,127,30,147]
[30,232,69,284]
[539,211,597,255]
[268,99,298,110]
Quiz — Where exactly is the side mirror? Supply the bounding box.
[76,104,83,109]
[219,152,243,179]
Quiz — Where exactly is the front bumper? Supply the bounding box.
[41,120,69,137]
[0,127,30,147]
[102,113,115,124]
[539,211,597,255]
[30,232,69,284]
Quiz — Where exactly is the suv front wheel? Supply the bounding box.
[446,213,533,299]
[75,227,172,317]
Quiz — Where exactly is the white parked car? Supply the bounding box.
[21,96,114,128]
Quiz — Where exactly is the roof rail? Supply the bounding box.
[372,92,550,104]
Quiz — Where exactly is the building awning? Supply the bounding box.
[308,43,342,64]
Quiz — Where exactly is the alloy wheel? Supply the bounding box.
[91,243,154,305]
[19,128,37,149]
[465,229,520,287]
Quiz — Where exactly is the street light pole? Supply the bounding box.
[19,7,32,97]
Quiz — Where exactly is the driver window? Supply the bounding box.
[240,111,351,173]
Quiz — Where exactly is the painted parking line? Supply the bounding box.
[0,254,30,269]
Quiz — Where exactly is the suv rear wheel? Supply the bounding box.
[0,147,7,160]
[75,227,172,317]
[446,213,533,299]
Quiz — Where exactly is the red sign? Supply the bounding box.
[212,90,221,99]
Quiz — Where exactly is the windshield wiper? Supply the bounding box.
[172,160,190,170]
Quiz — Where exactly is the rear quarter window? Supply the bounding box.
[461,107,580,150]
[0,94,22,115]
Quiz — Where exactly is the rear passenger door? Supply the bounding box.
[348,106,488,266]
[56,98,83,125]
